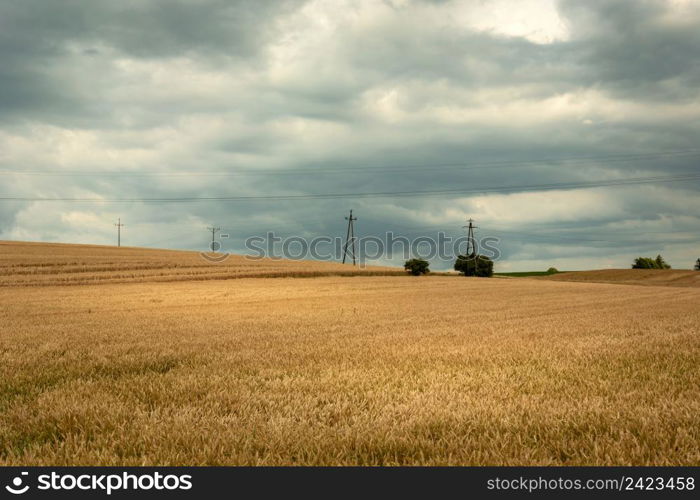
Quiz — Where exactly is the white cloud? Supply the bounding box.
[468,189,623,224]
[454,0,570,44]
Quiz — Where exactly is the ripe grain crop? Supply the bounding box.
[0,241,401,286]
[1,249,698,465]
[538,268,700,288]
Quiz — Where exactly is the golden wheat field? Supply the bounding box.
[0,241,400,287]
[540,269,700,288]
[0,242,699,465]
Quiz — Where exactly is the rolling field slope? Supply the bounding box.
[0,243,698,465]
[0,241,401,286]
[539,269,700,288]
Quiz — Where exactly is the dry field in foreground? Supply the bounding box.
[539,269,700,288]
[1,272,699,465]
[0,241,400,286]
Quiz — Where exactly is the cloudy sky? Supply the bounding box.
[1,0,699,270]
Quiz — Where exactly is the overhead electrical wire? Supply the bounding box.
[1,172,698,203]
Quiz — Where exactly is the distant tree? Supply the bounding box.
[632,257,656,269]
[404,258,430,276]
[632,255,671,269]
[694,258,700,271]
[454,254,493,277]
[546,267,559,274]
[655,254,671,269]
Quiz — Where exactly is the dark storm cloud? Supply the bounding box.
[0,0,299,59]
[0,0,302,125]
[558,0,700,100]
[0,0,698,270]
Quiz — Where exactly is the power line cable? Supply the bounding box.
[2,172,698,203]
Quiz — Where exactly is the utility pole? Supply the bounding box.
[207,226,221,252]
[342,210,358,265]
[463,217,478,257]
[114,218,124,247]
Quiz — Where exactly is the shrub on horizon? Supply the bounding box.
[632,255,671,269]
[404,258,430,276]
[454,254,493,277]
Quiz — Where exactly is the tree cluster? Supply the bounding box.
[404,258,430,276]
[454,254,494,277]
[632,255,671,269]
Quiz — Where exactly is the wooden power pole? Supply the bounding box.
[114,218,124,247]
